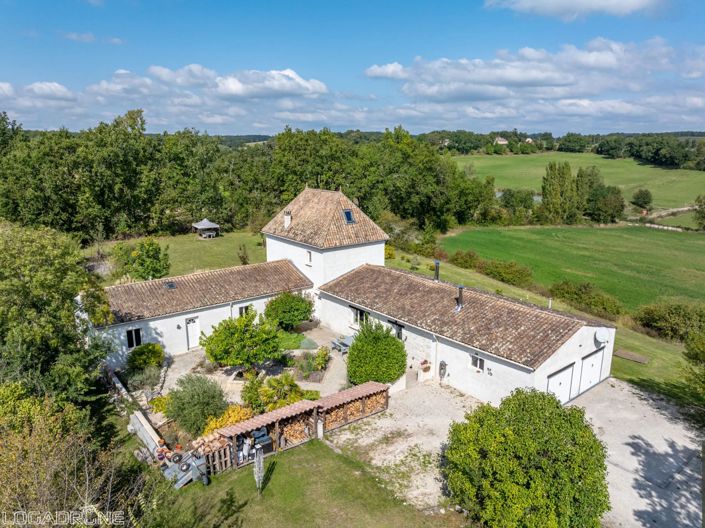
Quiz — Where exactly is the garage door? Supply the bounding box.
[547,364,574,404]
[579,349,604,394]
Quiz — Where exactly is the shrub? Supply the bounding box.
[684,332,705,398]
[384,244,395,260]
[165,374,228,436]
[314,346,330,371]
[631,188,653,210]
[549,281,623,320]
[127,343,165,371]
[296,352,317,380]
[476,259,533,287]
[202,404,254,435]
[259,372,304,411]
[113,238,170,280]
[449,250,479,269]
[149,394,170,414]
[347,321,406,385]
[444,389,609,527]
[634,300,705,341]
[302,389,320,400]
[264,292,313,331]
[241,373,265,414]
[202,310,281,369]
[126,366,161,392]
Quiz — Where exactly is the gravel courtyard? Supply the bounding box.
[327,382,480,509]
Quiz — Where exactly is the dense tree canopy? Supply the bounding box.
[444,389,609,527]
[0,222,111,402]
[347,321,406,384]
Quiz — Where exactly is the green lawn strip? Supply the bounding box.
[439,225,705,311]
[657,211,700,229]
[453,152,705,209]
[387,252,703,412]
[85,231,265,284]
[171,440,463,527]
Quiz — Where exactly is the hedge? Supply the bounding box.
[634,300,705,341]
[549,281,623,320]
[476,259,533,287]
[264,292,313,331]
[347,321,406,385]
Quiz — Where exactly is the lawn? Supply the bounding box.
[387,251,704,415]
[453,152,705,209]
[657,210,701,229]
[440,225,705,311]
[170,440,463,527]
[86,231,265,283]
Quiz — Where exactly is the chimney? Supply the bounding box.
[456,285,465,312]
[283,210,292,229]
[433,259,440,281]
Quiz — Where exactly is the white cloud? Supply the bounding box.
[485,0,662,20]
[63,32,95,43]
[106,37,124,45]
[0,82,14,97]
[215,69,327,98]
[87,70,156,97]
[365,62,408,79]
[25,81,74,100]
[148,64,216,86]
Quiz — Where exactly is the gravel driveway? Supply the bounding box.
[573,378,702,527]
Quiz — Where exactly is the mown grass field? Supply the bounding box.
[657,210,700,229]
[440,225,705,311]
[170,440,463,527]
[453,152,705,209]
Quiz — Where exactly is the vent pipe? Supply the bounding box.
[456,285,465,312]
[433,259,440,281]
[548,297,553,310]
[283,210,292,229]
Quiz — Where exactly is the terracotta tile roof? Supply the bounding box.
[217,399,319,438]
[105,260,312,324]
[261,188,388,249]
[319,265,592,369]
[317,381,388,411]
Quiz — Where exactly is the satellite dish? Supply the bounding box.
[594,328,610,344]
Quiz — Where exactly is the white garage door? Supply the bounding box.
[579,349,604,394]
[547,364,574,404]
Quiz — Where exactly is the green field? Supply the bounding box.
[86,231,266,283]
[440,225,705,310]
[169,440,462,527]
[657,210,701,229]
[453,152,705,209]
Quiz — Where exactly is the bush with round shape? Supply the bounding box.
[127,343,165,371]
[444,389,609,527]
[635,299,705,341]
[347,321,406,385]
[165,374,228,437]
[549,281,623,320]
[264,292,313,331]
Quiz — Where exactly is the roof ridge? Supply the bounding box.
[104,259,291,291]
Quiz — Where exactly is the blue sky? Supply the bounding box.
[1,0,704,134]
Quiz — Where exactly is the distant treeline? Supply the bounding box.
[0,110,501,242]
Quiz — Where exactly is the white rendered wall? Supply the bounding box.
[264,234,384,289]
[533,325,615,402]
[101,295,273,369]
[318,293,536,404]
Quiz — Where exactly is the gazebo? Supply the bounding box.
[192,218,220,239]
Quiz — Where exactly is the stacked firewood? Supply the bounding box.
[366,392,387,414]
[282,416,309,444]
[324,406,346,430]
[346,399,363,420]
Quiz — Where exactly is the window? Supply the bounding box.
[126,328,142,349]
[343,209,355,224]
[351,306,369,326]
[471,354,485,372]
[389,320,404,340]
[238,305,251,317]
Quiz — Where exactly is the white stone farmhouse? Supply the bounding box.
[99,188,615,404]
